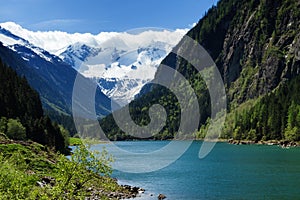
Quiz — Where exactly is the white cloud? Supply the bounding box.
[0,21,188,55]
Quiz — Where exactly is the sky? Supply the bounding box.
[0,0,217,34]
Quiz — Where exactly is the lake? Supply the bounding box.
[92,141,300,199]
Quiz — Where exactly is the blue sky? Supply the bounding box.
[0,0,217,34]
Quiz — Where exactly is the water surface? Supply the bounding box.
[93,141,300,199]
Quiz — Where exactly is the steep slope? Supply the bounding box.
[0,27,114,118]
[100,0,300,141]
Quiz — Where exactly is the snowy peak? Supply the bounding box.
[59,42,101,69]
[57,30,185,106]
[59,41,170,106]
[63,43,168,79]
[0,26,61,64]
[0,26,28,46]
[64,43,101,61]
[0,21,101,55]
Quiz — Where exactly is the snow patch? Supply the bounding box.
[0,33,24,46]
[22,56,29,61]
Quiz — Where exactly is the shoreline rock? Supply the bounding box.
[228,139,300,148]
[85,184,145,200]
[158,194,167,200]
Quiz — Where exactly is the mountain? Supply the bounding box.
[0,22,187,106]
[60,41,170,105]
[56,31,186,105]
[0,26,114,119]
[100,0,300,141]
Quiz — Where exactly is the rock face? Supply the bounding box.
[169,0,300,106]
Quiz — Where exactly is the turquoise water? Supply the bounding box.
[93,141,300,199]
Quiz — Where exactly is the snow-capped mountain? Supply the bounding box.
[60,43,101,69]
[0,25,114,117]
[60,40,171,105]
[57,32,186,105]
[0,22,187,105]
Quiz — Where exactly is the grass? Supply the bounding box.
[69,137,108,146]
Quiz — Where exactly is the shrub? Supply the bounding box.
[6,119,26,140]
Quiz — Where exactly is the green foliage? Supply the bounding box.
[224,75,300,142]
[0,142,56,199]
[69,137,83,146]
[285,101,300,141]
[45,110,77,136]
[38,144,113,199]
[0,140,124,200]
[229,65,259,107]
[0,60,43,121]
[0,153,40,200]
[0,117,7,134]
[6,119,26,140]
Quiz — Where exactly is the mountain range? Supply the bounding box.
[0,22,187,105]
[1,0,300,143]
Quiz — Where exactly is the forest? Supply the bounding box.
[0,59,70,153]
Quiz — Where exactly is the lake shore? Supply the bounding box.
[74,137,300,148]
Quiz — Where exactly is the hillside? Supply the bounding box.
[100,0,300,141]
[0,137,141,199]
[0,59,69,153]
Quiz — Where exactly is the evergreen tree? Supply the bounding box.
[0,59,69,153]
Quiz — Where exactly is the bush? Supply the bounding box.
[0,153,39,199]
[6,119,26,140]
[38,144,113,199]
[0,142,115,200]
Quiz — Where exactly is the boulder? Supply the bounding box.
[158,194,166,199]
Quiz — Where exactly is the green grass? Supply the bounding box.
[69,137,108,146]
